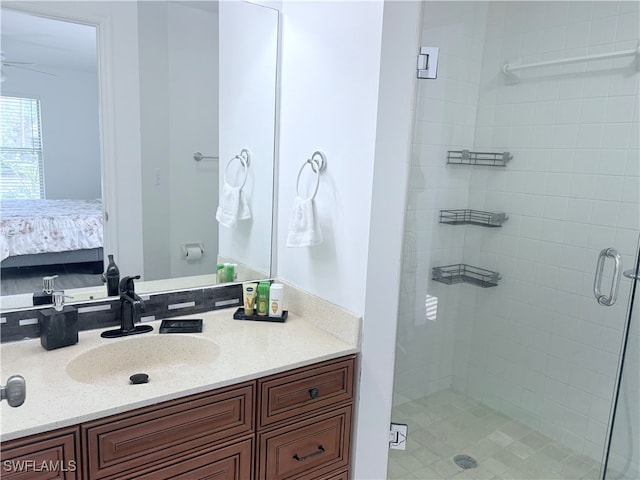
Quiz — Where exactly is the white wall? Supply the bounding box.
[167,2,219,279]
[275,2,421,478]
[1,58,101,200]
[276,1,383,313]
[138,2,219,281]
[218,0,278,277]
[139,2,171,280]
[357,2,422,478]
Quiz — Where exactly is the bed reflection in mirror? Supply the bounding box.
[0,11,103,296]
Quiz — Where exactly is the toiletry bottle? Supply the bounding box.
[243,282,257,316]
[105,254,120,296]
[269,283,284,317]
[39,291,78,350]
[226,263,236,283]
[256,281,270,316]
[217,264,225,283]
[33,274,58,306]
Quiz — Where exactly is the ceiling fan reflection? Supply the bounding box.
[1,52,56,83]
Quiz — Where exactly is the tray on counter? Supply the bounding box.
[159,319,203,333]
[233,307,288,323]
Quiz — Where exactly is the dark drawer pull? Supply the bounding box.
[309,388,320,399]
[293,445,325,462]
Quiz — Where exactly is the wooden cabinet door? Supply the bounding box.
[1,426,80,480]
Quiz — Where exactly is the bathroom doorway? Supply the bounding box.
[388,2,639,479]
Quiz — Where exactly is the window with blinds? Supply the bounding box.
[0,95,45,199]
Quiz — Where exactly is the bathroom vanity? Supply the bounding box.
[0,308,360,479]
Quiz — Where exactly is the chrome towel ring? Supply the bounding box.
[296,151,327,201]
[224,149,251,189]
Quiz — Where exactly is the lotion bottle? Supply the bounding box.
[269,283,284,317]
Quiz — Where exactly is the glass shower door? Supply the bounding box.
[388,1,640,479]
[604,241,639,479]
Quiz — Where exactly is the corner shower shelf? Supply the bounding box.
[447,150,512,167]
[439,209,508,227]
[432,264,501,288]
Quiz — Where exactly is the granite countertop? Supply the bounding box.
[0,307,360,442]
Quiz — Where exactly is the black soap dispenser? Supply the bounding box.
[39,291,78,350]
[104,254,120,296]
[33,274,58,306]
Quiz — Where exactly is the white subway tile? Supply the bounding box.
[601,123,632,149]
[591,2,620,19]
[579,98,607,123]
[615,12,640,42]
[556,99,582,124]
[566,197,594,223]
[591,200,621,227]
[563,222,590,247]
[577,124,604,149]
[593,175,623,202]
[563,407,589,438]
[588,16,618,46]
[605,96,636,123]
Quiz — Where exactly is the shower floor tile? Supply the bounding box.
[388,389,600,480]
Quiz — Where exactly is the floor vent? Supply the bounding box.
[453,454,478,469]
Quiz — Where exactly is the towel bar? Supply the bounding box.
[193,152,219,162]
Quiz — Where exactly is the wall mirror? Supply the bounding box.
[0,0,278,311]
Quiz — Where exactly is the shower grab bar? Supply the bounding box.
[503,41,640,81]
[593,248,623,306]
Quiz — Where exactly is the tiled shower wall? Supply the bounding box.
[395,0,639,470]
[458,0,639,464]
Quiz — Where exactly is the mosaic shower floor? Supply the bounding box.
[387,389,603,480]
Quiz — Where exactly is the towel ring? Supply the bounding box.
[224,149,251,189]
[296,151,327,201]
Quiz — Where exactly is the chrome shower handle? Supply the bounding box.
[593,248,622,306]
[623,268,639,280]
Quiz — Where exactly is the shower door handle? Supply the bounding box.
[623,268,639,280]
[593,248,622,306]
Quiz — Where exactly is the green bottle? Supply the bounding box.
[256,281,270,316]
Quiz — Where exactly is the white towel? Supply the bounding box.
[286,196,322,247]
[216,183,251,228]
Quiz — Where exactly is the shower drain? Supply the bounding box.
[453,454,478,469]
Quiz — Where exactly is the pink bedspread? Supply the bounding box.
[0,199,103,261]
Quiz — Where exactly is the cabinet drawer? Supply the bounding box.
[125,438,254,480]
[322,470,349,480]
[83,382,254,479]
[258,405,352,480]
[259,356,354,427]
[0,426,80,480]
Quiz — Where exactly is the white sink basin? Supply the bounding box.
[66,334,219,386]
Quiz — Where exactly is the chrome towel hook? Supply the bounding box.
[296,151,327,200]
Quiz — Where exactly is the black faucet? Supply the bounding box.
[101,275,153,338]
